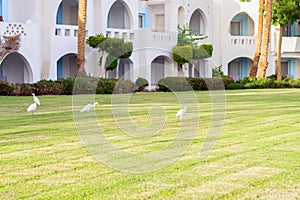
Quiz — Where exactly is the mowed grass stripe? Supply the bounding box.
[0,89,299,199]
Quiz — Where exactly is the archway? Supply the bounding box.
[189,9,207,34]
[107,58,133,79]
[193,60,206,78]
[118,58,133,80]
[107,1,131,29]
[228,57,253,81]
[151,56,172,85]
[229,12,254,36]
[57,53,77,79]
[0,52,33,83]
[56,0,78,25]
[178,6,185,27]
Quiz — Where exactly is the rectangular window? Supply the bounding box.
[155,14,165,32]
[230,21,241,36]
[296,20,300,37]
[138,14,144,28]
[283,24,291,37]
[229,60,241,81]
[281,61,289,77]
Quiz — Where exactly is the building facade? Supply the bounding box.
[0,0,299,84]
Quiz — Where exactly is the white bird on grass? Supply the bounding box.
[27,102,37,115]
[80,102,99,113]
[176,106,187,120]
[32,93,40,105]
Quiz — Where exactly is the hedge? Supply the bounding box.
[158,77,226,92]
[2,76,300,96]
[158,76,300,92]
[0,77,136,96]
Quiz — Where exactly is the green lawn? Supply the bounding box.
[0,89,299,199]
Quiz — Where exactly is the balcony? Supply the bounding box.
[55,25,80,37]
[105,28,177,50]
[106,28,135,41]
[146,0,166,5]
[231,36,256,46]
[0,22,27,37]
[225,36,256,57]
[282,37,300,53]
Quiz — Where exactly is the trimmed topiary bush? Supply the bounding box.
[172,45,193,65]
[158,77,193,92]
[113,79,136,94]
[135,77,149,92]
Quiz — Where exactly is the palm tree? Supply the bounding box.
[272,0,300,80]
[249,0,265,77]
[77,0,87,76]
[257,0,273,79]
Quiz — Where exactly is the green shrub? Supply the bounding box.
[97,78,117,94]
[193,44,213,59]
[186,78,207,90]
[34,79,63,95]
[57,78,74,95]
[119,42,133,59]
[0,81,13,95]
[203,78,226,90]
[286,79,300,88]
[86,34,107,48]
[135,77,149,92]
[172,45,193,65]
[105,55,118,71]
[113,79,135,94]
[226,82,244,90]
[212,65,224,77]
[221,75,234,85]
[244,82,263,89]
[242,76,257,84]
[158,77,193,92]
[257,78,275,88]
[73,76,98,94]
[274,80,290,88]
[12,83,35,96]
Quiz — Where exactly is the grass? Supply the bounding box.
[0,89,299,199]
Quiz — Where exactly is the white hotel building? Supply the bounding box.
[0,0,299,84]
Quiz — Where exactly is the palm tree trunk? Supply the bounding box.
[101,51,109,78]
[276,24,283,81]
[257,0,273,79]
[250,0,265,77]
[77,0,87,76]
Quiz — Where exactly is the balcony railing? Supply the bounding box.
[54,25,88,37]
[282,37,300,53]
[105,28,177,50]
[146,0,166,5]
[0,22,27,36]
[231,36,256,45]
[106,28,135,41]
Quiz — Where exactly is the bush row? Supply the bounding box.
[0,77,136,96]
[158,76,300,92]
[1,76,300,96]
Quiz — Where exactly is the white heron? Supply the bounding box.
[176,106,187,120]
[32,93,40,105]
[27,102,37,115]
[80,102,99,113]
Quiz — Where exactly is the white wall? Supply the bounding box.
[8,0,36,22]
[2,0,298,83]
